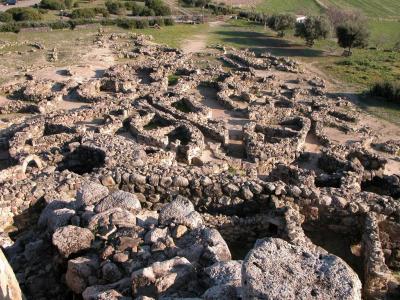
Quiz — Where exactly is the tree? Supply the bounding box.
[336,21,370,56]
[145,0,170,16]
[105,0,124,15]
[295,16,331,47]
[268,14,295,37]
[131,2,143,16]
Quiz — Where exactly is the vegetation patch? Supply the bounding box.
[370,81,400,103]
[168,74,180,86]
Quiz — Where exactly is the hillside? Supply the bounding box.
[324,0,400,18]
[252,0,400,18]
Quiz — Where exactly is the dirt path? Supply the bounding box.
[181,21,225,54]
[0,0,40,11]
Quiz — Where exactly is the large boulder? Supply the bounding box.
[159,195,203,229]
[76,182,109,207]
[0,249,23,300]
[242,238,362,300]
[94,190,141,213]
[52,225,94,258]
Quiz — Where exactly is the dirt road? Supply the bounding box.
[0,0,40,12]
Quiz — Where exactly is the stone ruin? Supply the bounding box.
[0,33,400,299]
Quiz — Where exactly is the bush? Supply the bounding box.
[0,22,20,32]
[131,2,143,16]
[268,14,295,36]
[105,0,125,15]
[49,20,72,29]
[336,21,369,54]
[295,16,331,47]
[180,0,210,7]
[39,0,65,10]
[70,8,96,19]
[370,81,400,102]
[163,17,174,26]
[94,7,109,17]
[6,7,42,21]
[0,12,13,22]
[149,17,164,26]
[140,6,154,16]
[206,3,233,15]
[145,0,170,16]
[135,19,149,28]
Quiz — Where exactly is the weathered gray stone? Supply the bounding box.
[159,196,203,229]
[94,190,141,213]
[52,225,94,258]
[242,238,362,300]
[77,182,109,207]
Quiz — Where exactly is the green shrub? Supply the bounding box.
[115,18,136,29]
[49,20,72,29]
[0,22,20,32]
[39,0,65,10]
[140,6,154,16]
[94,7,109,17]
[164,17,174,26]
[70,8,96,19]
[149,17,164,26]
[105,0,125,15]
[131,2,143,15]
[6,7,42,21]
[135,19,149,28]
[268,14,295,36]
[145,0,170,16]
[0,12,13,23]
[370,81,400,102]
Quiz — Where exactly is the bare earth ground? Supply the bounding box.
[182,21,225,54]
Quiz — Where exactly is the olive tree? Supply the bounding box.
[268,14,296,37]
[295,16,331,47]
[336,21,370,56]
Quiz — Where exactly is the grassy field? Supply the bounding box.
[255,0,323,15]
[132,23,208,48]
[325,0,400,18]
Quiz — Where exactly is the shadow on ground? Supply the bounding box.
[213,29,325,57]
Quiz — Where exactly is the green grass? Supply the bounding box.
[320,50,400,88]
[325,0,400,18]
[168,74,180,86]
[132,23,209,48]
[255,0,323,15]
[368,19,400,48]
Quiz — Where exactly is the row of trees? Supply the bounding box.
[240,8,371,55]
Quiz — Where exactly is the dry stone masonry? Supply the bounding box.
[0,32,399,299]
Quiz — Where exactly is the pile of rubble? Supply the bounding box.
[0,33,400,299]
